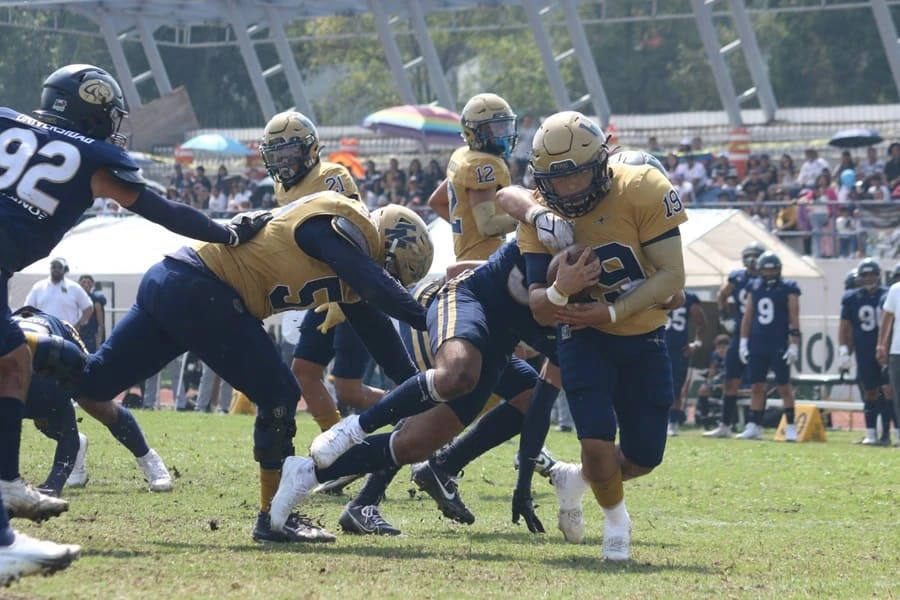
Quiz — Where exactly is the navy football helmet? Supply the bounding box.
[609,150,669,178]
[844,268,858,291]
[757,251,782,286]
[890,263,900,286]
[33,64,128,145]
[741,242,765,273]
[856,258,881,290]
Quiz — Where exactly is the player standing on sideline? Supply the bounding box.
[736,252,801,441]
[69,193,432,544]
[494,111,687,561]
[875,264,900,446]
[0,63,271,583]
[665,291,707,436]
[839,259,896,445]
[705,242,765,438]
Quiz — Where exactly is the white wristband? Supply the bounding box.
[608,305,617,323]
[546,284,568,306]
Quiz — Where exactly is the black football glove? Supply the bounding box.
[226,210,273,246]
[511,487,545,534]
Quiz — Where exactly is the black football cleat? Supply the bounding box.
[252,512,335,543]
[411,461,475,525]
[338,503,402,536]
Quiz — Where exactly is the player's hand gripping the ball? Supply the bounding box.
[553,248,601,299]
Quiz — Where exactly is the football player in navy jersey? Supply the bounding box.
[271,241,565,538]
[665,291,707,436]
[0,64,269,584]
[737,252,801,441]
[839,259,894,444]
[705,242,765,438]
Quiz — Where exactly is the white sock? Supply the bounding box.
[866,427,877,440]
[603,499,630,529]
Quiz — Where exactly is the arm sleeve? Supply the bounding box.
[296,217,427,330]
[612,234,685,321]
[523,253,553,287]
[128,187,232,244]
[340,301,418,384]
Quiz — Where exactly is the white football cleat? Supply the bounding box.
[601,523,632,562]
[736,422,763,440]
[309,414,367,469]
[0,478,68,522]
[666,422,679,437]
[783,424,798,442]
[549,462,588,544]
[0,531,81,587]
[65,433,89,488]
[703,423,732,439]
[136,449,173,492]
[269,456,319,532]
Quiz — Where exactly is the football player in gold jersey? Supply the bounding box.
[497,111,687,561]
[74,191,433,544]
[258,111,380,457]
[428,93,519,261]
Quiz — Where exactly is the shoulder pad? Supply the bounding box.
[332,216,373,257]
[108,167,146,186]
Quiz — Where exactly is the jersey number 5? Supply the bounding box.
[0,127,81,217]
[269,277,342,311]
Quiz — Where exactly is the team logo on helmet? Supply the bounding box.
[78,79,115,105]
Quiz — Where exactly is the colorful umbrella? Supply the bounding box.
[362,104,461,148]
[181,133,253,156]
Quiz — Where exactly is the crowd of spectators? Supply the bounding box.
[86,131,900,260]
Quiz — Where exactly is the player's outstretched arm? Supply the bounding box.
[95,169,269,245]
[295,218,427,330]
[496,186,574,252]
[470,187,518,237]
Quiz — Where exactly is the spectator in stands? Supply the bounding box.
[885,142,900,191]
[866,172,892,201]
[859,146,885,178]
[512,114,537,175]
[215,165,229,191]
[407,159,424,187]
[778,153,798,190]
[675,153,709,194]
[710,154,734,180]
[835,205,858,257]
[664,152,680,175]
[672,172,694,204]
[165,186,180,202]
[193,181,211,210]
[775,190,802,252]
[740,168,767,203]
[382,157,406,192]
[758,153,778,187]
[192,165,212,191]
[77,275,106,353]
[647,135,664,155]
[797,147,830,189]
[832,151,855,182]
[423,159,444,195]
[837,169,857,204]
[208,183,228,217]
[170,163,186,193]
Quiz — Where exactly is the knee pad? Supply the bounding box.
[253,405,297,469]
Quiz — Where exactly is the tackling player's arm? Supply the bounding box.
[339,302,418,385]
[294,216,427,331]
[94,168,268,245]
[427,179,451,222]
[470,187,517,237]
[496,186,574,252]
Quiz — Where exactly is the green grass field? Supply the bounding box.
[8,410,900,600]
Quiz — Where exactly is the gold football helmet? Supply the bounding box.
[260,110,320,189]
[371,205,434,288]
[460,93,518,158]
[530,111,611,218]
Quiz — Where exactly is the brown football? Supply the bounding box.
[546,243,599,302]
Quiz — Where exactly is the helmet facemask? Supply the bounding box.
[260,133,318,189]
[533,147,611,218]
[470,116,518,158]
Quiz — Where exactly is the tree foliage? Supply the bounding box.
[0,3,897,128]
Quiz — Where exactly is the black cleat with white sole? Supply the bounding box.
[410,461,474,525]
[338,503,402,536]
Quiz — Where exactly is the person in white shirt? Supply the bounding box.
[876,267,900,443]
[24,258,93,328]
[796,147,830,189]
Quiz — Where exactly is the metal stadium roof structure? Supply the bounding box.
[2,0,900,128]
